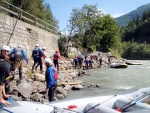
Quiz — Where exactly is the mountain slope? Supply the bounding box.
[115,3,150,27]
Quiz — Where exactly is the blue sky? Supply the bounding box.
[45,0,150,33]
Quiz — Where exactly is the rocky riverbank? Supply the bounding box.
[9,52,126,103]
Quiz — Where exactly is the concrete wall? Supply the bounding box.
[0,13,60,58]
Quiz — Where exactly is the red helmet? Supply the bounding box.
[56,50,59,53]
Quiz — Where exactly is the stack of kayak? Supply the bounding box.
[1,87,150,113]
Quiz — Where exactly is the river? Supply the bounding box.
[66,60,150,100]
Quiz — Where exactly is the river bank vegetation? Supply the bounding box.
[60,4,150,60]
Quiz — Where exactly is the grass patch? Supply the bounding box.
[26,70,33,78]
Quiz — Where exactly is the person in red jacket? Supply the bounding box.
[44,58,58,101]
[41,46,46,59]
[53,50,61,71]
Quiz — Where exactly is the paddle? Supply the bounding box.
[121,94,150,112]
[84,95,117,113]
[44,103,80,113]
[115,92,146,112]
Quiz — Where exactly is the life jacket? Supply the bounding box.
[33,48,39,56]
[54,67,58,80]
[0,58,11,81]
[53,53,58,60]
[85,59,89,64]
[46,66,58,81]
[74,58,78,63]
[89,59,93,64]
[90,55,93,59]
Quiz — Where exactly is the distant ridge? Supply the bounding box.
[115,3,150,27]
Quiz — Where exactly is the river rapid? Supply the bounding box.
[66,60,150,100]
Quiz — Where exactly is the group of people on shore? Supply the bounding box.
[73,53,102,69]
[0,44,61,105]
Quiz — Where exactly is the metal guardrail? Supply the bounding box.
[0,1,58,34]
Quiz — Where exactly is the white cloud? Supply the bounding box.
[112,13,124,18]
[99,9,107,14]
[99,9,124,18]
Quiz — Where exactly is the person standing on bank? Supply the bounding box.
[73,56,78,69]
[53,50,61,71]
[32,44,46,73]
[35,46,47,70]
[0,45,12,106]
[44,58,58,102]
[9,45,28,80]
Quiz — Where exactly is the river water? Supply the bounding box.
[66,60,150,100]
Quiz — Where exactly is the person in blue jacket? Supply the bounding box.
[44,58,58,102]
[9,44,28,80]
[73,56,78,69]
[89,58,93,69]
[31,44,45,74]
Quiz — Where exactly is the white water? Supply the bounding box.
[66,60,150,100]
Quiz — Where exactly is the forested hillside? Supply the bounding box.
[121,9,150,59]
[115,3,150,27]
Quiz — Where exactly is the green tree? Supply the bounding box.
[68,4,102,52]
[89,15,120,52]
[68,4,121,54]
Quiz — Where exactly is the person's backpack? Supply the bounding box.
[33,48,39,56]
[53,54,58,60]
[14,48,23,59]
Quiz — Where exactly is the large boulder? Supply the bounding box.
[32,81,45,93]
[56,87,68,97]
[34,73,45,82]
[56,94,65,100]
[15,82,32,99]
[30,93,43,102]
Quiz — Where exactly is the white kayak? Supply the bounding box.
[110,63,128,68]
[125,61,143,65]
[1,87,150,113]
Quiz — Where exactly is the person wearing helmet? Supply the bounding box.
[44,58,58,102]
[32,44,46,74]
[9,44,28,80]
[41,46,46,59]
[53,50,61,71]
[34,46,47,71]
[35,44,39,47]
[0,45,12,106]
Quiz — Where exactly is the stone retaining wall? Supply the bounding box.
[0,13,60,58]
